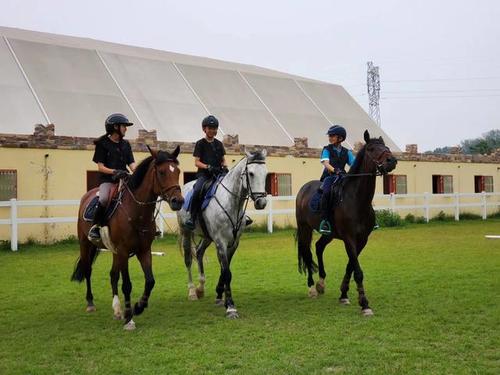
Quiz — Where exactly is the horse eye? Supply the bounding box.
[159,171,166,176]
[249,172,254,177]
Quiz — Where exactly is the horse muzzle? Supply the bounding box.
[379,157,398,174]
[253,196,267,210]
[168,196,184,211]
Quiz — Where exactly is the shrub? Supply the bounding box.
[376,209,405,227]
[459,212,482,220]
[431,211,454,222]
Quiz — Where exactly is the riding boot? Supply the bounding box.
[185,194,200,230]
[319,189,332,235]
[88,202,105,241]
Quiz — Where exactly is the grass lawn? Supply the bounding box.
[0,220,499,374]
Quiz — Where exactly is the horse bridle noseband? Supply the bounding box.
[346,143,392,178]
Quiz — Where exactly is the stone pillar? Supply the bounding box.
[405,144,418,154]
[294,137,308,149]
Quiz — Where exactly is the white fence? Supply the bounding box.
[1,192,499,251]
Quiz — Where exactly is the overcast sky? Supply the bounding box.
[1,0,499,151]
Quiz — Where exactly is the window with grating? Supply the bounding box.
[266,173,292,196]
[475,175,493,193]
[0,170,17,200]
[383,174,407,194]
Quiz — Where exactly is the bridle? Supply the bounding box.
[346,142,393,178]
[212,157,267,246]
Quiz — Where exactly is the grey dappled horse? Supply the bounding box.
[177,150,268,318]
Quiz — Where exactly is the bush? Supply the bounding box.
[404,213,415,223]
[459,212,482,220]
[488,210,500,219]
[431,211,454,222]
[376,209,405,227]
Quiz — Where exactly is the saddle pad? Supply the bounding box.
[309,190,322,212]
[182,176,223,212]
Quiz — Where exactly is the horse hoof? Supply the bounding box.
[308,286,319,298]
[188,289,198,301]
[215,298,224,307]
[195,287,205,299]
[86,305,96,313]
[362,308,374,316]
[315,281,325,294]
[339,298,350,305]
[226,308,239,319]
[123,319,136,331]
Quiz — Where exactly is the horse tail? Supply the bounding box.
[296,223,318,274]
[71,246,100,282]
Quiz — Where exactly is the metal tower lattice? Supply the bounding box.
[367,61,381,126]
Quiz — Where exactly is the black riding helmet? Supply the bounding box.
[202,115,219,129]
[326,125,347,140]
[105,113,133,134]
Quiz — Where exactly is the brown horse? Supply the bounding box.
[71,146,184,330]
[296,130,397,316]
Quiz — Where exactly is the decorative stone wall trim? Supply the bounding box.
[1,124,499,164]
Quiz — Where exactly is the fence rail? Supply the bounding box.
[1,192,499,251]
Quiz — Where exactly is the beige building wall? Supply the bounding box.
[1,146,499,243]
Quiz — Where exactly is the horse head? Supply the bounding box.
[147,145,184,211]
[244,149,268,209]
[362,130,397,175]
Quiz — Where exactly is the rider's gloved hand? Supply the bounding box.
[221,166,229,174]
[112,169,129,181]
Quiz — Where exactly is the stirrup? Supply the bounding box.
[318,220,331,235]
[88,224,101,241]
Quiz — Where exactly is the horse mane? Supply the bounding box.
[348,137,385,175]
[127,151,179,191]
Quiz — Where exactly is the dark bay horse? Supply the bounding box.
[71,146,184,330]
[296,130,397,316]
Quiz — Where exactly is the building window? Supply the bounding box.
[432,175,453,194]
[0,170,17,200]
[86,171,100,192]
[383,174,407,194]
[266,173,292,196]
[474,175,493,193]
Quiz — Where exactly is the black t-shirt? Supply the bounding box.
[193,138,226,177]
[92,137,135,183]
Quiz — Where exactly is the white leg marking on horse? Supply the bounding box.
[308,286,319,298]
[316,278,326,294]
[86,305,96,313]
[226,307,239,319]
[123,319,136,330]
[362,308,374,316]
[215,298,224,307]
[188,286,198,301]
[112,295,122,320]
[339,298,350,305]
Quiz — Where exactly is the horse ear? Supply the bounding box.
[261,149,267,158]
[244,148,252,158]
[171,145,180,159]
[364,130,370,143]
[147,145,158,159]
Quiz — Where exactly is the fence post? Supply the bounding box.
[10,198,18,251]
[482,191,487,220]
[390,193,395,213]
[424,192,430,223]
[267,196,273,233]
[454,193,460,221]
[157,202,164,238]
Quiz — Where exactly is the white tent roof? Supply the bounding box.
[0,26,400,150]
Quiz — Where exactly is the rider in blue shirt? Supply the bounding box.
[318,125,355,235]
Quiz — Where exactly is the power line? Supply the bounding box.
[367,61,381,126]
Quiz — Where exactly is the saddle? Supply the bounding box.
[309,177,345,212]
[182,175,223,212]
[83,183,121,222]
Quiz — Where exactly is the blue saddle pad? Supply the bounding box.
[309,190,322,212]
[182,176,223,212]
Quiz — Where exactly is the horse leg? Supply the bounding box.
[72,240,98,312]
[315,235,333,295]
[134,250,155,316]
[110,256,122,320]
[120,258,136,330]
[182,233,197,300]
[215,273,225,307]
[344,239,372,316]
[339,259,353,305]
[215,242,238,318]
[195,239,211,298]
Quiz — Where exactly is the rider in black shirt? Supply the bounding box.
[88,113,136,241]
[185,115,228,230]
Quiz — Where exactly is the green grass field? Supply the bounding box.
[1,221,499,374]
